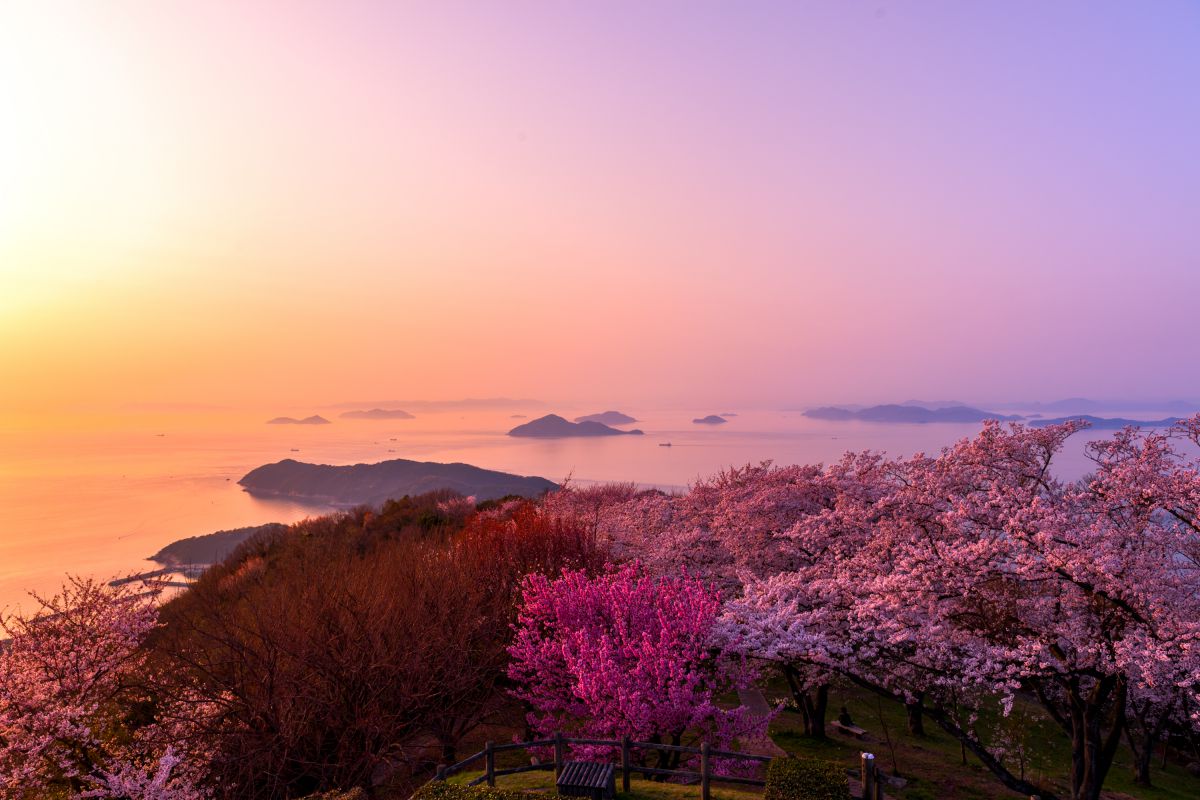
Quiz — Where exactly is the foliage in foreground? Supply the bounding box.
[763,757,849,800]
[148,496,604,799]
[0,579,208,800]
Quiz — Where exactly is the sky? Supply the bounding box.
[2,1,1199,421]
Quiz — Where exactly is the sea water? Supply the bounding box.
[0,406,1118,613]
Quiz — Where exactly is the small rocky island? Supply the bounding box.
[266,415,331,425]
[574,410,638,425]
[338,408,415,420]
[239,457,557,506]
[692,415,727,425]
[508,414,644,438]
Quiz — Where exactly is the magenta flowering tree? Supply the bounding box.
[0,577,209,799]
[545,465,841,735]
[506,564,765,771]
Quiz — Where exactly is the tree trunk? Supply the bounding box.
[1125,703,1171,787]
[783,664,829,738]
[1132,732,1155,788]
[906,692,926,737]
[1065,675,1127,800]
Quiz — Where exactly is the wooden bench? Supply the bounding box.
[557,761,616,800]
[831,720,868,739]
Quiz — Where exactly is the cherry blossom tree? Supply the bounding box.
[507,564,765,772]
[0,577,209,799]
[722,419,1200,800]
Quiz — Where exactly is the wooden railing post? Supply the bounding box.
[554,732,565,779]
[700,742,711,800]
[621,736,632,793]
[860,753,875,800]
[485,741,495,787]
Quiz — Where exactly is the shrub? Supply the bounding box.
[764,756,849,800]
[413,782,540,800]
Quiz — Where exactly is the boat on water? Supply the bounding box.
[659,442,672,447]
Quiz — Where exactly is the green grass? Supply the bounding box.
[441,682,1200,800]
[447,769,763,800]
[766,682,1200,800]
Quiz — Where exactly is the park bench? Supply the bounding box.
[831,720,868,739]
[556,760,616,800]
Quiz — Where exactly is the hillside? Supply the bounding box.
[238,458,557,505]
[266,415,331,425]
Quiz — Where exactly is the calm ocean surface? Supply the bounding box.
[0,406,1113,613]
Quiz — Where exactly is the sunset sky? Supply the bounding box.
[2,1,1199,420]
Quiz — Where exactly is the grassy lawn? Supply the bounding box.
[766,682,1200,800]
[445,682,1200,800]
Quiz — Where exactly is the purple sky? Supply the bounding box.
[2,1,1198,415]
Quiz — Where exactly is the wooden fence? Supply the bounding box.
[432,733,916,800]
[433,732,772,800]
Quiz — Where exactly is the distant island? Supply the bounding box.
[804,404,1021,423]
[988,398,1199,413]
[266,415,331,425]
[239,458,557,506]
[693,415,727,425]
[329,397,543,412]
[574,411,638,425]
[1031,415,1185,430]
[508,414,644,438]
[339,408,415,420]
[149,523,288,567]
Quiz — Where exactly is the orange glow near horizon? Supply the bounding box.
[3,2,1200,423]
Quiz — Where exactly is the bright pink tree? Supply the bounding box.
[545,465,844,735]
[507,564,765,770]
[0,577,209,799]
